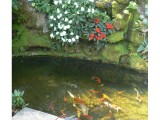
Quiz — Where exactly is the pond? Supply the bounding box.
[12,56,148,120]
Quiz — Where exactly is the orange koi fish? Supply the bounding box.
[81,114,93,120]
[89,90,100,94]
[64,97,67,102]
[91,76,101,84]
[74,97,85,104]
[102,94,112,102]
[99,97,105,103]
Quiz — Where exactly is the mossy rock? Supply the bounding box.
[101,42,129,63]
[131,30,144,46]
[107,31,125,43]
[112,1,129,18]
[119,54,130,66]
[13,25,52,54]
[113,19,128,31]
[130,53,148,72]
[128,42,137,52]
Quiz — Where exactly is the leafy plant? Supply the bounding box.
[12,0,21,10]
[126,1,138,10]
[30,0,113,46]
[12,89,28,109]
[137,39,148,61]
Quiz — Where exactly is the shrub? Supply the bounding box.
[30,0,113,46]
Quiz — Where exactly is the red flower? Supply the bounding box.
[96,36,101,41]
[95,18,100,24]
[106,23,113,29]
[96,27,101,33]
[100,33,106,38]
[89,33,95,40]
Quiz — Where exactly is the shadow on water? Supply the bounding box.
[12,56,148,119]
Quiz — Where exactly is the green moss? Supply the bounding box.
[131,30,144,46]
[107,31,125,43]
[13,25,52,54]
[113,19,128,31]
[101,42,129,63]
[130,53,148,72]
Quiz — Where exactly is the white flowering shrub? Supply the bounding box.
[32,0,96,43]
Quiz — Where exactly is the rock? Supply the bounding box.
[113,19,128,31]
[130,53,148,72]
[101,42,129,63]
[107,31,125,43]
[12,107,64,120]
[130,30,144,46]
[119,54,130,66]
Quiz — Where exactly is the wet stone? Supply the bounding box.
[12,107,64,120]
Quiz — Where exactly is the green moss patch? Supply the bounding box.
[107,31,125,43]
[130,53,148,72]
[101,42,129,63]
[13,25,52,54]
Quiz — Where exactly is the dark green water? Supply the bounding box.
[12,56,148,120]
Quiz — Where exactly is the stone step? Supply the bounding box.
[12,107,64,120]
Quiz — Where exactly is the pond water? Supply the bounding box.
[12,56,148,120]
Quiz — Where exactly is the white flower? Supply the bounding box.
[74,2,79,8]
[68,39,71,43]
[81,7,85,11]
[72,38,76,42]
[57,9,60,13]
[60,14,62,17]
[87,8,91,13]
[62,5,65,8]
[66,25,70,29]
[53,18,56,21]
[54,1,58,5]
[56,32,59,35]
[68,0,71,4]
[60,31,67,36]
[57,15,61,19]
[65,18,68,22]
[74,2,78,6]
[50,16,54,19]
[123,10,129,14]
[63,26,67,30]
[75,35,79,39]
[69,20,72,24]
[50,24,53,27]
[77,11,79,14]
[91,8,95,13]
[50,33,54,38]
[54,27,57,31]
[62,38,67,42]
[64,11,68,14]
[59,0,62,4]
[70,32,74,35]
[89,0,94,2]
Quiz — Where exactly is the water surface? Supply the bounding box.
[13,56,148,120]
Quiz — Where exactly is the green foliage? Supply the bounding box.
[12,0,21,10]
[126,1,138,10]
[137,39,148,61]
[12,89,28,108]
[29,0,112,47]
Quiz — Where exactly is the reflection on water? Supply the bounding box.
[12,56,148,119]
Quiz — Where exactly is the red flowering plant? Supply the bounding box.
[84,17,114,50]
